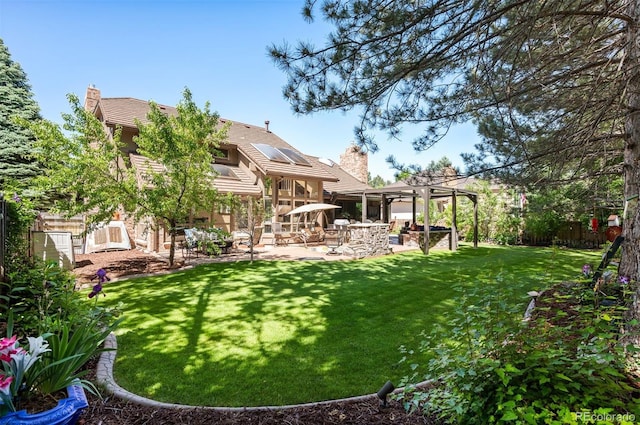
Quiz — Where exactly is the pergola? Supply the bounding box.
[338,183,478,254]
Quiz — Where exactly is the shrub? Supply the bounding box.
[397,281,640,424]
[1,260,90,337]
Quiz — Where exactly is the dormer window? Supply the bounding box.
[214,148,230,160]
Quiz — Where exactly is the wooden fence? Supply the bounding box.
[522,221,607,248]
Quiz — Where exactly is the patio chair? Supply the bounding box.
[297,225,325,247]
[180,228,199,260]
[273,222,291,246]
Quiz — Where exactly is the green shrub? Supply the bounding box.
[397,281,640,424]
[1,260,88,337]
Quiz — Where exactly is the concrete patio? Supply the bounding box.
[164,240,421,266]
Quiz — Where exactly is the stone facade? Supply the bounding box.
[339,144,368,183]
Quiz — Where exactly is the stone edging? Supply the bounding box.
[96,332,385,412]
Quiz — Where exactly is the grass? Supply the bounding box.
[94,243,600,407]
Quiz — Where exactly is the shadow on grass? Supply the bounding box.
[100,244,600,407]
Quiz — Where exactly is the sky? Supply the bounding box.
[0,0,481,182]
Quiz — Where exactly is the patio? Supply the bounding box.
[164,237,421,266]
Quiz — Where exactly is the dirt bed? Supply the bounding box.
[73,249,175,287]
[79,392,436,425]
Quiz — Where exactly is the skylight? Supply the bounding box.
[212,163,238,179]
[252,143,311,166]
[278,147,311,166]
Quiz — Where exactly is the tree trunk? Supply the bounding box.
[168,220,176,268]
[622,0,640,339]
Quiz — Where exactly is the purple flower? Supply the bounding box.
[619,275,630,284]
[11,193,21,203]
[94,268,110,283]
[88,283,103,298]
[582,264,592,277]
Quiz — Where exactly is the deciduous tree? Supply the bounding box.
[133,89,230,266]
[24,88,228,266]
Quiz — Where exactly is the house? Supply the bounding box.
[83,86,372,252]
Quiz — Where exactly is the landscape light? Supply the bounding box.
[376,380,395,408]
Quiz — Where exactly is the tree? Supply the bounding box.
[133,89,230,266]
[0,38,41,186]
[269,0,640,286]
[367,172,388,188]
[24,88,229,267]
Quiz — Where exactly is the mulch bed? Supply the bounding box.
[78,393,437,425]
[73,249,176,287]
[70,250,440,424]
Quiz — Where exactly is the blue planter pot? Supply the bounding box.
[0,385,88,425]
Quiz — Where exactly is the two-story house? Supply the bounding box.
[83,86,374,252]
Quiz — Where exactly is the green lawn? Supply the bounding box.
[95,244,599,407]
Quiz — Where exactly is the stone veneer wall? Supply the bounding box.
[339,145,368,183]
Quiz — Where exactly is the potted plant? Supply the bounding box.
[0,316,119,425]
[0,334,86,424]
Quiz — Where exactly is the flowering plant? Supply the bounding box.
[619,275,631,284]
[582,264,592,278]
[0,335,51,413]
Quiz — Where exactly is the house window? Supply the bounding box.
[214,147,230,159]
[235,200,249,229]
[278,179,292,197]
[276,178,321,231]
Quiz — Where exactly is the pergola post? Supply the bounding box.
[472,194,478,248]
[451,190,458,251]
[381,194,388,222]
[361,192,368,222]
[412,197,417,224]
[418,188,430,255]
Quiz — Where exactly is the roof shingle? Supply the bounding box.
[99,97,337,182]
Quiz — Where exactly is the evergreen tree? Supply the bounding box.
[270,0,640,283]
[0,38,41,186]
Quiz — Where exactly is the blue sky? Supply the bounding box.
[0,0,480,181]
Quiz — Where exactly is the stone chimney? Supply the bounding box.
[339,144,368,183]
[84,85,101,112]
[442,166,458,187]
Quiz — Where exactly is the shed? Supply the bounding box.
[31,231,76,270]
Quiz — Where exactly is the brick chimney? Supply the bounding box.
[84,85,101,112]
[339,144,368,183]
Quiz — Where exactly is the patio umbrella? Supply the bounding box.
[285,203,341,216]
[285,203,341,230]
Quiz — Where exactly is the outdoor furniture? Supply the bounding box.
[180,228,199,260]
[181,228,233,259]
[296,226,325,247]
[273,222,292,246]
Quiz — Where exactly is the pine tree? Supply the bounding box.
[270,0,640,283]
[0,38,41,186]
